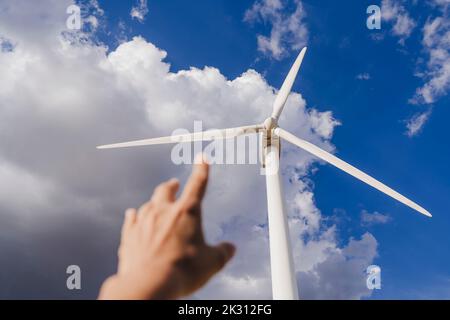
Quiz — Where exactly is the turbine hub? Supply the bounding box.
[263,117,278,131]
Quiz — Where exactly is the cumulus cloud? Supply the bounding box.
[381,0,416,43]
[298,233,377,299]
[361,210,392,227]
[130,0,149,23]
[308,110,341,140]
[244,0,308,60]
[0,0,376,299]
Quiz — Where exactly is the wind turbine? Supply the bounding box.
[97,47,431,300]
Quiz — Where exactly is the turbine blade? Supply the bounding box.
[275,128,431,217]
[271,47,307,120]
[97,124,262,149]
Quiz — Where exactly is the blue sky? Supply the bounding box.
[88,0,449,298]
[0,0,449,299]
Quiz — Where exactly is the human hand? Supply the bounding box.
[98,156,235,300]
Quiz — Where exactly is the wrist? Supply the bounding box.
[98,265,178,300]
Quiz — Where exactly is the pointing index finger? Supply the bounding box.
[180,154,210,206]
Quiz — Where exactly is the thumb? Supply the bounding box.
[209,242,236,272]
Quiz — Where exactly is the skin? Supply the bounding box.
[98,156,235,300]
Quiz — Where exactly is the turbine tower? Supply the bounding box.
[97,47,431,300]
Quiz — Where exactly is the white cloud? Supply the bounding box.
[244,0,308,60]
[361,210,392,226]
[411,16,450,105]
[356,73,371,80]
[405,3,449,136]
[0,0,376,299]
[377,1,448,136]
[130,0,149,23]
[75,0,105,34]
[405,110,432,137]
[431,0,449,11]
[298,233,377,299]
[381,0,416,43]
[308,109,341,140]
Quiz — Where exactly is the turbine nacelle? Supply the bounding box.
[263,117,278,131]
